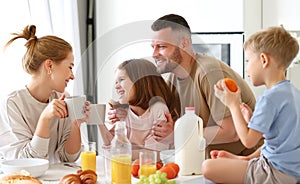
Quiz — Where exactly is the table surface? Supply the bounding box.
[39,163,206,184]
[1,159,211,184]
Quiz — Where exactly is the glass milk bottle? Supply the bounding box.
[174,107,206,175]
[110,121,132,184]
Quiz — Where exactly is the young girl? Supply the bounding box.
[0,25,90,163]
[99,58,180,159]
[202,26,300,183]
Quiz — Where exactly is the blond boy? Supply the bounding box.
[202,26,300,183]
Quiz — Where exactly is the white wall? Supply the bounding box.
[263,0,300,31]
[97,0,244,36]
[95,0,266,101]
[243,0,266,97]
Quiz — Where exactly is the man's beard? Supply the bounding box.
[155,47,183,74]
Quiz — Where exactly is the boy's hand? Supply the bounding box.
[214,80,241,108]
[240,103,253,123]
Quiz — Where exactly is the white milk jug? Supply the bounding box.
[174,107,206,175]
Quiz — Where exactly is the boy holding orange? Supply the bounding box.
[202,26,300,183]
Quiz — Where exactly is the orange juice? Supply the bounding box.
[111,155,131,184]
[81,151,96,172]
[140,164,157,177]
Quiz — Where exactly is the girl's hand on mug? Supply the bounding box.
[107,107,127,124]
[73,101,91,124]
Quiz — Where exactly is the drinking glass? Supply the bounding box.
[81,142,96,172]
[139,151,157,177]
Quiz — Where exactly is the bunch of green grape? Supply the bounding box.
[136,171,176,184]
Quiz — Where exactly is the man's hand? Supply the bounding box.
[214,80,241,109]
[152,113,174,141]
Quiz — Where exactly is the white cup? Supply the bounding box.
[87,104,106,125]
[65,95,86,119]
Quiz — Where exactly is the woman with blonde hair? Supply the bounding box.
[0,25,90,163]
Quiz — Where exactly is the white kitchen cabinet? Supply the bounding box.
[263,0,300,31]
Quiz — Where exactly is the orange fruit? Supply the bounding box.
[159,165,177,179]
[216,78,238,92]
[224,78,238,92]
[165,163,179,174]
[156,161,163,170]
[131,159,140,177]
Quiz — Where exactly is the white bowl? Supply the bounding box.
[0,158,49,177]
[160,149,175,164]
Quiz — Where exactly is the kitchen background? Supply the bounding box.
[0,0,299,147]
[1,0,300,102]
[95,0,300,103]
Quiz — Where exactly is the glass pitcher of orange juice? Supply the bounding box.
[81,142,96,172]
[110,121,132,184]
[111,155,132,183]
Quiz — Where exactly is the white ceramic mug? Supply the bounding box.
[65,95,86,120]
[87,104,106,125]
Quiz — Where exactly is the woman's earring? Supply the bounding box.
[48,70,52,74]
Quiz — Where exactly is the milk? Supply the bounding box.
[174,107,206,175]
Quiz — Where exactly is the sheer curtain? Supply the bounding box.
[29,0,91,146]
[27,0,83,96]
[0,0,88,144]
[0,0,83,97]
[0,1,31,97]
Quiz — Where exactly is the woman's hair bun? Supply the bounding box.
[23,25,37,41]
